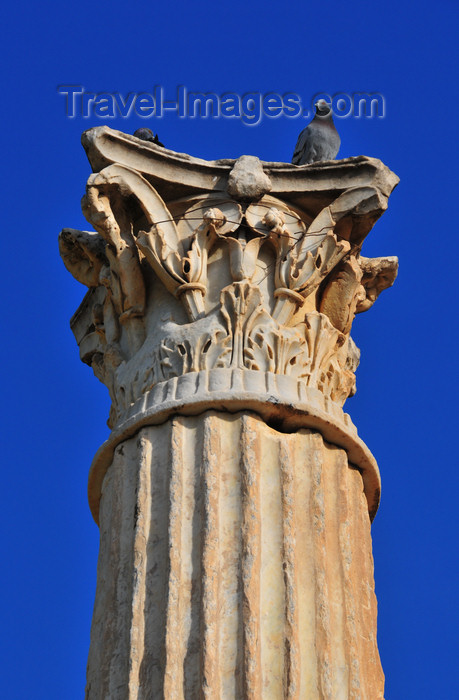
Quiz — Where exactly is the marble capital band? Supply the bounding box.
[88,368,381,525]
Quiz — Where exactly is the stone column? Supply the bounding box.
[60,127,398,700]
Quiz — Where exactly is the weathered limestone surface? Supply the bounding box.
[60,127,398,699]
[88,413,382,700]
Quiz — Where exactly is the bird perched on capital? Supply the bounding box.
[133,128,164,147]
[292,99,340,165]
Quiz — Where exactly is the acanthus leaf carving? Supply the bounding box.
[255,197,354,325]
[219,282,267,369]
[245,324,310,378]
[302,312,359,406]
[264,187,387,325]
[272,229,351,325]
[303,311,345,387]
[157,327,232,379]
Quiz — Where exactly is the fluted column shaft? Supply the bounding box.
[60,134,398,699]
[86,411,383,700]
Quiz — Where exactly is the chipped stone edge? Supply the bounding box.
[88,369,381,525]
[81,126,399,198]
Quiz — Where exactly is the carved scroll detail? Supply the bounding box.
[303,312,359,405]
[82,167,147,354]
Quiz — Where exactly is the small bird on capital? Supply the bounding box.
[133,128,164,147]
[291,99,340,165]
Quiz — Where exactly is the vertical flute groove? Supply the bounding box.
[279,440,301,699]
[355,467,384,699]
[240,415,262,700]
[163,419,186,699]
[139,425,170,699]
[85,465,115,699]
[127,435,153,697]
[201,414,221,699]
[87,414,383,699]
[99,452,123,698]
[336,454,360,699]
[311,437,333,700]
[108,441,137,699]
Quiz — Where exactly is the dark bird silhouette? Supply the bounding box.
[292,100,340,165]
[133,128,164,147]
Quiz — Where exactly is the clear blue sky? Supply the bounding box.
[1,1,457,698]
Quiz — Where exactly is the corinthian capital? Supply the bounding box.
[60,128,398,522]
